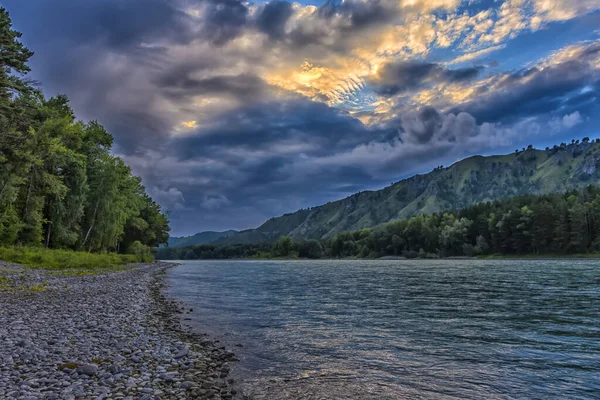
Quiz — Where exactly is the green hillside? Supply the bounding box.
[167,230,237,247]
[221,139,600,243]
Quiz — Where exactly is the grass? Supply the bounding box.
[0,246,142,271]
[56,362,78,371]
[0,274,50,292]
[30,283,48,292]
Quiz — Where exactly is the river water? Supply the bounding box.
[166,259,600,399]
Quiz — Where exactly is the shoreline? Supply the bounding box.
[161,254,600,261]
[0,261,240,399]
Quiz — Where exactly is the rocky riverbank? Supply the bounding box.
[0,262,239,400]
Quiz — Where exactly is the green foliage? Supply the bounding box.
[159,185,600,260]
[167,230,237,248]
[156,243,274,260]
[0,246,138,270]
[56,363,79,371]
[126,241,153,263]
[274,236,293,257]
[297,239,323,259]
[0,7,35,121]
[0,9,170,262]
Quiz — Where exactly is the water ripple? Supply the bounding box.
[168,259,600,399]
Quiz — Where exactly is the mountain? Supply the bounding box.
[167,230,238,247]
[219,139,600,244]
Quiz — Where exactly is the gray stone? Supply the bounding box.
[0,263,235,400]
[77,364,98,376]
[180,381,194,390]
[108,364,120,374]
[174,347,189,359]
[158,372,176,382]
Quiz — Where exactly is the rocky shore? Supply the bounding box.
[0,262,239,400]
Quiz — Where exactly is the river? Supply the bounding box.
[166,259,600,399]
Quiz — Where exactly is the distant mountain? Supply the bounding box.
[219,139,600,244]
[167,230,238,247]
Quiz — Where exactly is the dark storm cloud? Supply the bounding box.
[155,73,267,102]
[400,106,444,143]
[318,0,394,29]
[158,94,510,228]
[443,67,482,82]
[279,0,400,51]
[452,42,600,123]
[8,0,195,49]
[398,107,486,146]
[202,0,249,45]
[5,0,599,235]
[255,1,294,40]
[173,95,369,158]
[4,0,203,153]
[370,61,483,95]
[564,89,598,108]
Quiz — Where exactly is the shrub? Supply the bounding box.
[126,241,154,263]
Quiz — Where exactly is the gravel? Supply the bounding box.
[0,261,240,399]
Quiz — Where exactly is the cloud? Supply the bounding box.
[150,187,186,210]
[399,106,521,147]
[534,0,599,23]
[561,111,584,128]
[201,195,232,210]
[5,0,599,234]
[449,42,600,123]
[171,93,369,158]
[255,1,294,40]
[13,0,196,49]
[199,0,249,45]
[401,106,445,143]
[370,61,483,95]
[549,110,583,132]
[448,45,506,65]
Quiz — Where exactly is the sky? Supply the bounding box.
[4,0,600,236]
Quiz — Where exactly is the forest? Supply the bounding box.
[156,185,600,260]
[0,8,169,259]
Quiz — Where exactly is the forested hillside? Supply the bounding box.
[0,8,169,256]
[157,185,600,260]
[220,140,600,244]
[167,230,237,248]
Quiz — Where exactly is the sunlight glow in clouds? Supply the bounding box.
[181,120,197,128]
[7,0,600,234]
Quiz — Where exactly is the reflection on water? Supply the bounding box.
[167,259,600,399]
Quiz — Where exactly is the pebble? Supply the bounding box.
[77,364,98,376]
[181,381,194,390]
[0,261,240,399]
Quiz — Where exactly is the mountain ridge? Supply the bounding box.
[211,139,600,244]
[167,230,238,248]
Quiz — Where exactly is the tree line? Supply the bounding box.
[0,8,169,257]
[157,185,600,260]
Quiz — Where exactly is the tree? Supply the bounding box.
[0,7,35,122]
[476,235,489,254]
[439,217,472,256]
[0,6,170,255]
[568,202,590,252]
[274,236,293,257]
[531,201,555,253]
[300,239,323,259]
[391,235,405,255]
